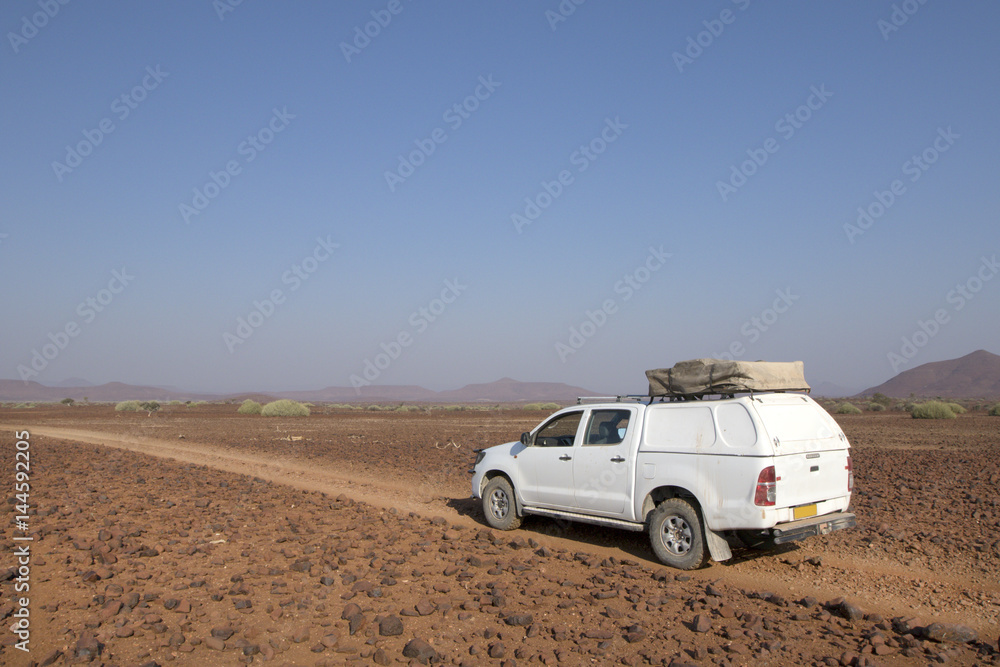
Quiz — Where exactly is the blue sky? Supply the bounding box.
[2,1,998,395]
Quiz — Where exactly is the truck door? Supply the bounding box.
[573,408,634,514]
[516,410,583,509]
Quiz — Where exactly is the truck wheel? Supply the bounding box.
[649,498,709,570]
[482,476,521,531]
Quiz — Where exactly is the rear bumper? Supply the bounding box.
[770,511,856,544]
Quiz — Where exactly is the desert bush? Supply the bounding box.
[946,402,967,415]
[870,392,893,407]
[835,403,862,415]
[61,397,75,406]
[911,401,956,419]
[139,401,160,413]
[394,405,422,412]
[867,402,885,412]
[237,399,262,415]
[13,403,34,409]
[115,400,142,412]
[261,399,310,417]
[988,403,1000,416]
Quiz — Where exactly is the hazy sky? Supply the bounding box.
[2,1,998,394]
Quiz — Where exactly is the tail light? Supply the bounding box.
[754,466,776,506]
[846,455,853,493]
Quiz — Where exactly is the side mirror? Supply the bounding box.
[520,432,532,446]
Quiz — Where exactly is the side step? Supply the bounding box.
[521,507,646,532]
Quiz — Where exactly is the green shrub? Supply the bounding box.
[946,402,966,415]
[867,402,886,412]
[237,399,262,415]
[139,401,160,413]
[911,401,956,419]
[835,403,862,415]
[988,403,1000,417]
[115,400,142,412]
[61,397,75,406]
[524,402,561,410]
[870,392,893,407]
[13,403,34,409]
[261,399,310,417]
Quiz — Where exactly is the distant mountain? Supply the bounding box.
[0,377,598,404]
[276,385,439,403]
[435,377,599,403]
[0,380,216,402]
[54,377,94,388]
[861,350,1000,398]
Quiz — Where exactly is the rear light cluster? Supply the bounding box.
[846,455,854,493]
[754,466,776,506]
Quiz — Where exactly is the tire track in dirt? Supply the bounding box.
[29,425,997,634]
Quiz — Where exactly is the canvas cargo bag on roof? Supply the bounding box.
[645,359,809,396]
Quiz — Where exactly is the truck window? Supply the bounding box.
[584,409,631,445]
[535,411,582,447]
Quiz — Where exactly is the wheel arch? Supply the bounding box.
[481,470,522,517]
[640,485,703,524]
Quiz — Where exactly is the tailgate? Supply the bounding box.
[774,448,850,511]
[752,396,851,510]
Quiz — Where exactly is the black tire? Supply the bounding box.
[648,498,709,570]
[482,476,522,531]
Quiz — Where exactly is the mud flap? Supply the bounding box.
[704,526,732,562]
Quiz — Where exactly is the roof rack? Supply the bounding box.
[577,388,809,406]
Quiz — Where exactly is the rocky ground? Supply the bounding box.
[0,404,998,666]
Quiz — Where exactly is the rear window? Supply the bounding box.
[716,403,757,449]
[754,403,835,442]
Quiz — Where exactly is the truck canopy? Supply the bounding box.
[645,359,809,398]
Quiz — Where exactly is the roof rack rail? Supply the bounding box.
[576,395,649,405]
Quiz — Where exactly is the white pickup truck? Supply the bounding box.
[470,361,856,569]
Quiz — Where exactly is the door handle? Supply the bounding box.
[559,455,572,461]
[610,456,625,463]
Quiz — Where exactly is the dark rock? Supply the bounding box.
[488,641,506,658]
[924,622,977,644]
[211,626,235,640]
[692,614,712,633]
[75,631,103,659]
[402,638,438,664]
[504,613,533,627]
[379,615,404,636]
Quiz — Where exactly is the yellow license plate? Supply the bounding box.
[793,504,817,520]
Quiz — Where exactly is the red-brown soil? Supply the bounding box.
[0,404,998,666]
